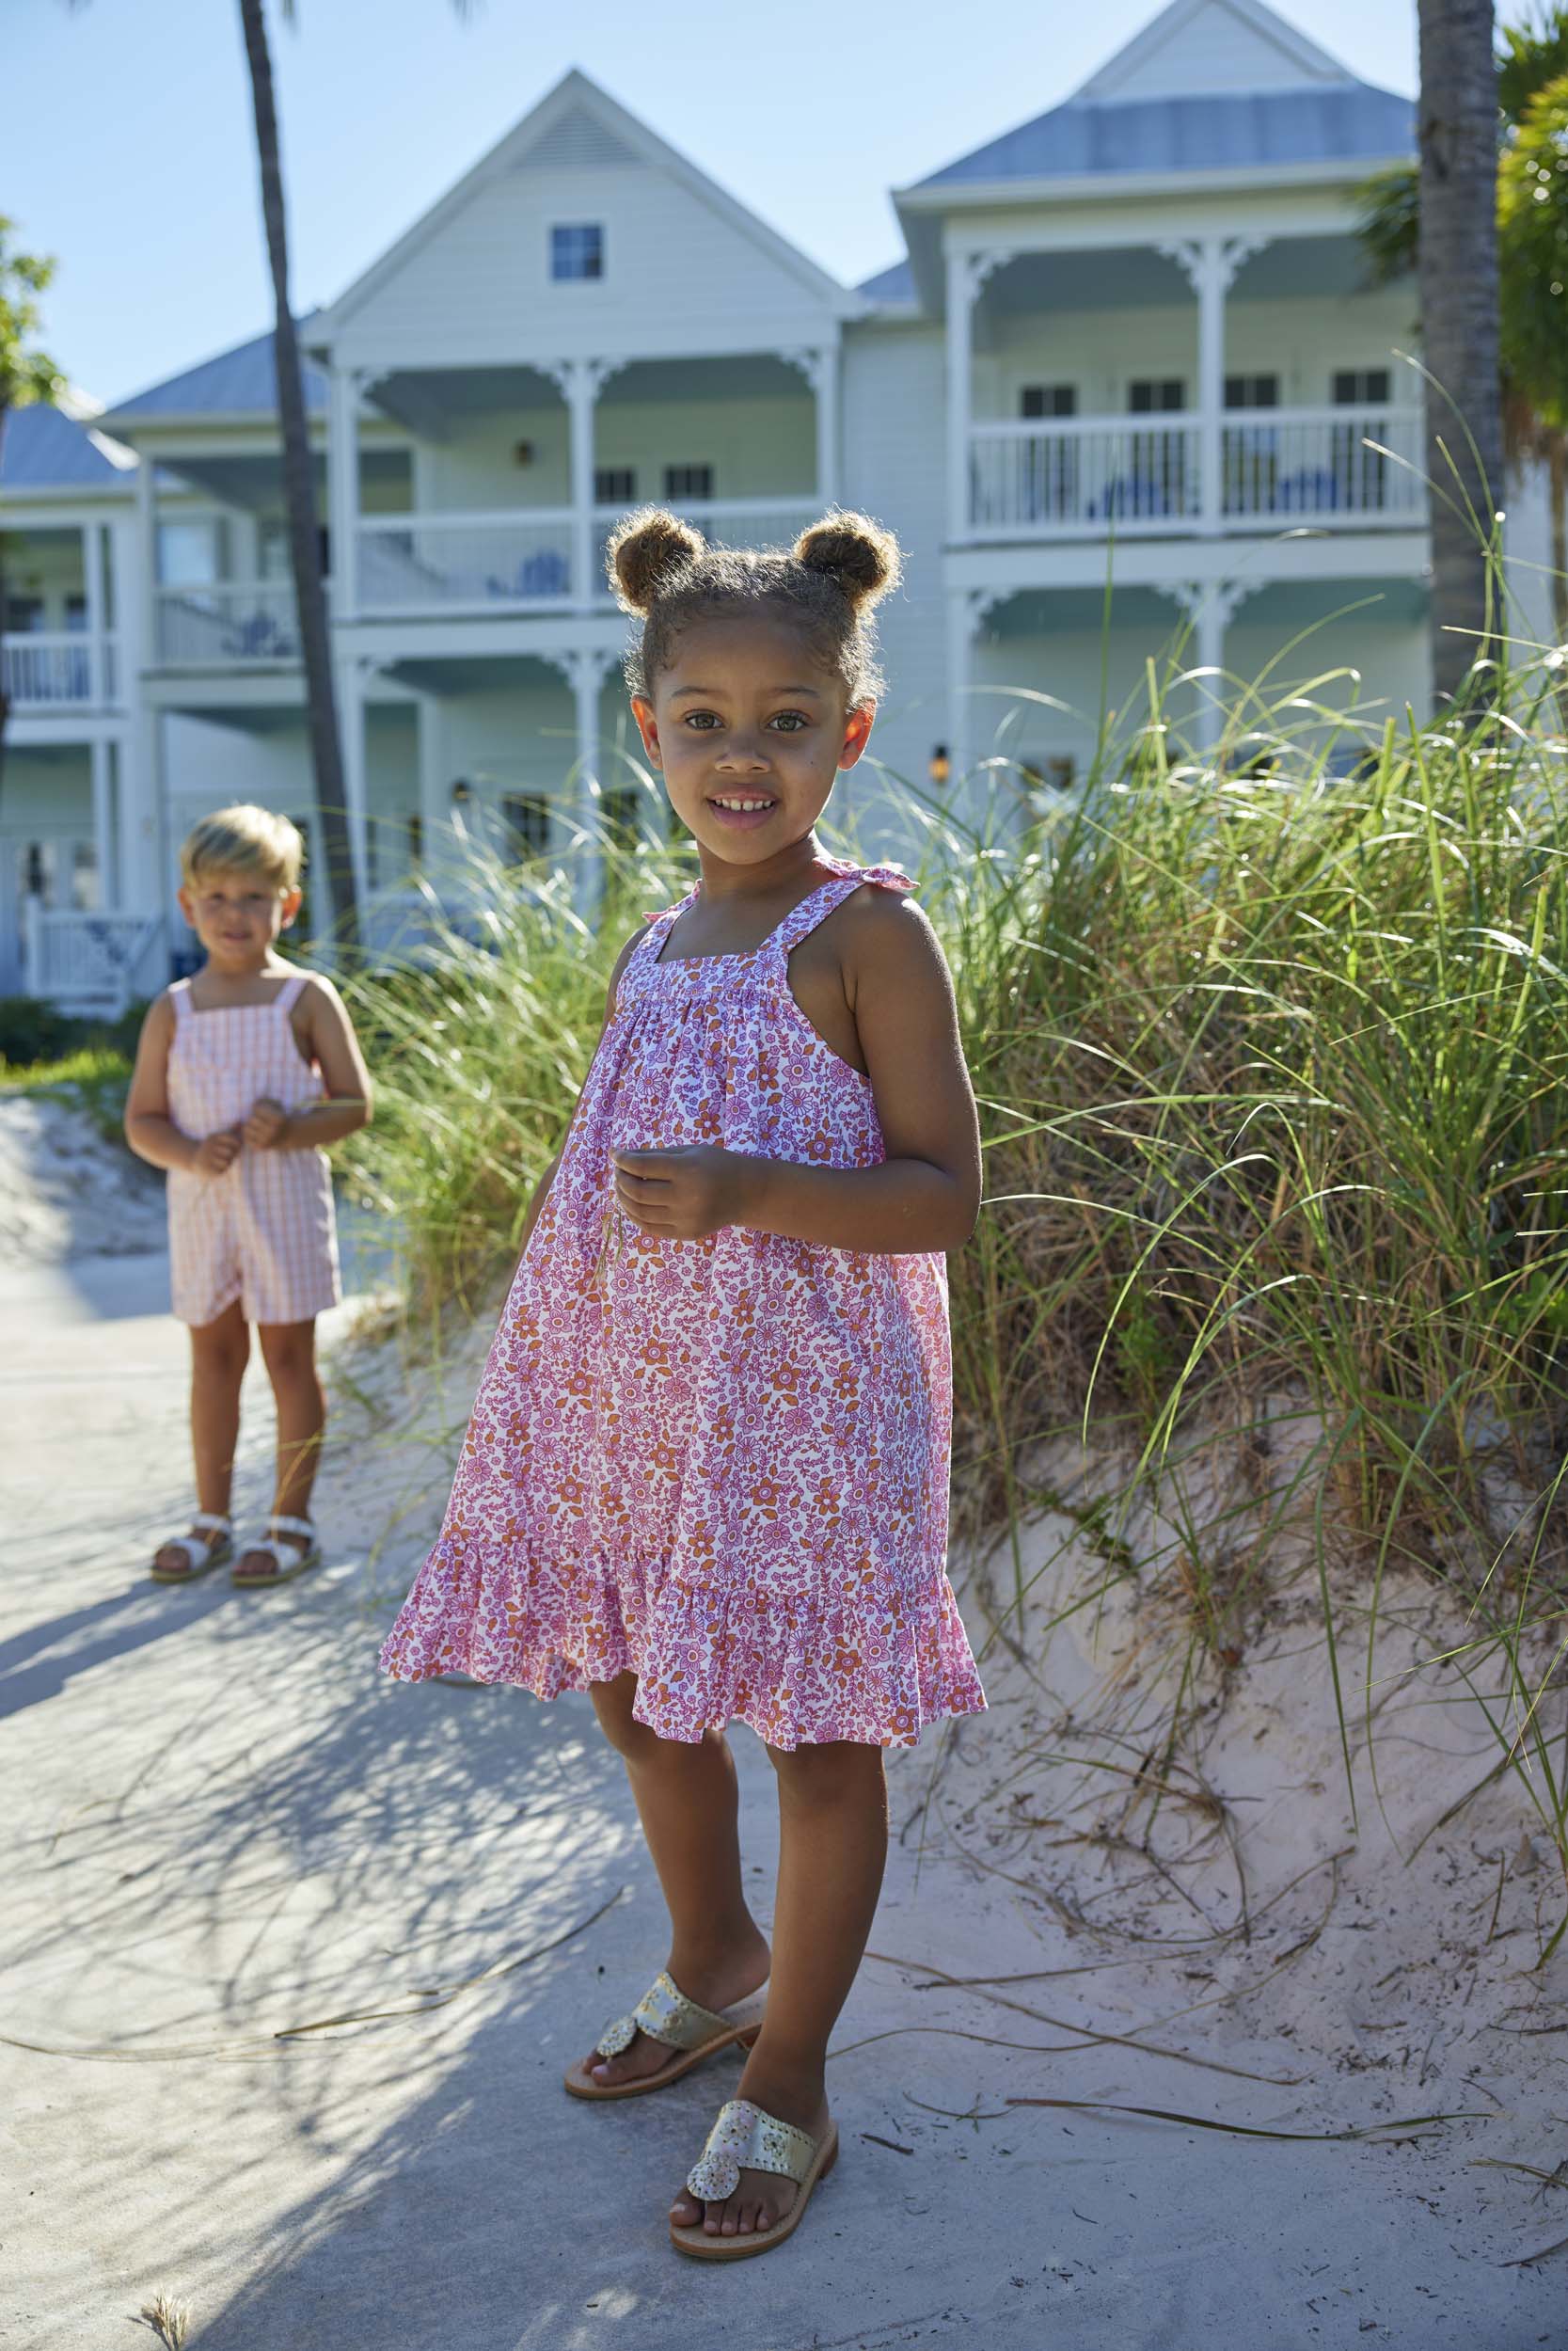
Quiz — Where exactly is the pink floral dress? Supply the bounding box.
[379,858,986,1750]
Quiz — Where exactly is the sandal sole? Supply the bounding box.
[563,2023,760,2102]
[150,1542,232,1583]
[231,1550,322,1587]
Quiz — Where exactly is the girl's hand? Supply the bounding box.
[243,1097,293,1151]
[192,1127,243,1176]
[610,1147,760,1240]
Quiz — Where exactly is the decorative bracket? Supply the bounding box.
[960,246,1018,303]
[1150,576,1263,631]
[778,345,833,396]
[540,356,630,404]
[1155,234,1271,294]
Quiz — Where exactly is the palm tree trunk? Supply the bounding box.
[1417,0,1504,708]
[0,402,10,795]
[235,0,359,949]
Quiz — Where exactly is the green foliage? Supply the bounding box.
[1497,4,1568,123]
[0,995,147,1067]
[1498,75,1568,429]
[0,217,61,412]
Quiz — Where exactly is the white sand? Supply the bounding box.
[0,1093,164,1264]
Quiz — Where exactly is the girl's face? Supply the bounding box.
[177,867,299,972]
[630,612,874,868]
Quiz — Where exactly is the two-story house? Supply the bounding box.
[8,0,1540,1009]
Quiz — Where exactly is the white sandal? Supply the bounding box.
[232,1514,322,1587]
[671,2098,839,2261]
[562,1969,768,2101]
[150,1512,233,1582]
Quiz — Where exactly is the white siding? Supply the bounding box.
[418,389,816,513]
[337,156,835,369]
[1087,2,1340,101]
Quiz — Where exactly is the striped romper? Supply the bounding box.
[166,973,341,1329]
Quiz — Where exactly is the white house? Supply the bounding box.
[3,0,1550,1010]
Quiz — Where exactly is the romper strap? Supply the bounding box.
[274,972,309,1014]
[768,862,915,958]
[169,978,193,1023]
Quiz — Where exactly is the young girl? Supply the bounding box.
[381,510,986,2261]
[125,804,372,1586]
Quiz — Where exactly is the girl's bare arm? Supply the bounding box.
[612,897,981,1255]
[245,977,373,1151]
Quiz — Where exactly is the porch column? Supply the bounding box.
[1156,236,1269,535]
[565,645,619,917]
[783,345,840,511]
[90,736,115,909]
[82,522,107,706]
[945,247,973,546]
[1156,578,1258,754]
[555,360,623,610]
[946,585,998,792]
[134,440,160,669]
[327,364,362,619]
[416,691,446,878]
[338,657,371,913]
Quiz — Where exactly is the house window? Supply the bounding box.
[550,223,604,281]
[1332,369,1391,407]
[1225,374,1278,409]
[4,596,43,635]
[1020,384,1077,419]
[594,467,637,504]
[664,465,714,500]
[1129,379,1187,413]
[501,792,550,858]
[157,519,222,588]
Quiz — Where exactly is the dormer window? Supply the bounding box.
[551,223,604,281]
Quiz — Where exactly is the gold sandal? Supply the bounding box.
[671,2097,839,2261]
[562,1969,766,2102]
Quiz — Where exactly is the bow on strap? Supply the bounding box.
[594,1969,731,2060]
[686,2099,818,2205]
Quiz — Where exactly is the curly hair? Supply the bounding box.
[605,506,903,707]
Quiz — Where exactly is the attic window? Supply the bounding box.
[551,223,604,282]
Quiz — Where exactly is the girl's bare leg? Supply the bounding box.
[153,1300,249,1570]
[672,1737,888,2238]
[585,1673,770,2088]
[232,1318,325,1576]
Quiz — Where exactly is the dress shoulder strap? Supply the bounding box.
[274,972,309,1014]
[768,862,915,958]
[169,977,193,1023]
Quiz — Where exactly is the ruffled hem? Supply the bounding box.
[378,1546,987,1752]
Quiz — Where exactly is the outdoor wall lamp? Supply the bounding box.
[928,745,950,786]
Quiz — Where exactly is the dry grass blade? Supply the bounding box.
[1498,2233,1568,2267]
[1006,2094,1487,2142]
[137,2295,190,2349]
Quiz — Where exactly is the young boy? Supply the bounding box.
[124,805,372,1585]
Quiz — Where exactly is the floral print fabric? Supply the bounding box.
[379,858,987,1750]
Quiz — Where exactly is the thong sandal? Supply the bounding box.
[671,2098,839,2262]
[150,1512,233,1582]
[232,1514,322,1587]
[562,1969,767,2102]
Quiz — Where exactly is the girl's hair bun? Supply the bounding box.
[607,506,705,614]
[793,511,902,613]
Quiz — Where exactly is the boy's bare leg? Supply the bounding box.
[672,1738,888,2239]
[232,1319,324,1575]
[584,1672,770,2087]
[153,1300,249,1570]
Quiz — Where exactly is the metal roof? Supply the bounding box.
[105,318,325,422]
[915,82,1413,187]
[857,259,916,302]
[0,400,137,492]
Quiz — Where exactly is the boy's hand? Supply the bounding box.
[243,1097,293,1151]
[610,1146,761,1240]
[192,1127,242,1176]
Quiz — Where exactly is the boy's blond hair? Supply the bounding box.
[180,804,304,895]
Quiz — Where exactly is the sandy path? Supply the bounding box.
[1,1206,1562,2344]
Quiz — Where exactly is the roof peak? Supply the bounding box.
[1073,0,1358,106]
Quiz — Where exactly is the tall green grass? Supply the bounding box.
[344,628,1568,1944]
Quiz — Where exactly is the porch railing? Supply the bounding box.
[156,582,301,665]
[2,631,119,708]
[356,510,576,612]
[22,903,162,1017]
[592,497,823,596]
[967,407,1424,536]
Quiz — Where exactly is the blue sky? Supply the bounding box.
[12,0,1424,409]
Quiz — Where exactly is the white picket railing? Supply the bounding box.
[592,497,822,596]
[968,407,1424,536]
[2,632,119,708]
[22,905,161,1017]
[156,582,301,665]
[1220,406,1425,523]
[356,510,576,612]
[970,418,1204,536]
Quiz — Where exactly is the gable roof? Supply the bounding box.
[316,68,855,338]
[102,319,325,427]
[910,0,1410,192]
[0,397,137,492]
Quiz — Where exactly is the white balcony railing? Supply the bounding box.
[971,418,1204,538]
[2,631,119,708]
[156,582,301,665]
[22,903,161,1017]
[1220,406,1425,524]
[357,510,576,613]
[968,407,1424,537]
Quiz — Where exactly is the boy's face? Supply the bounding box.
[631,613,874,868]
[178,866,300,970]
